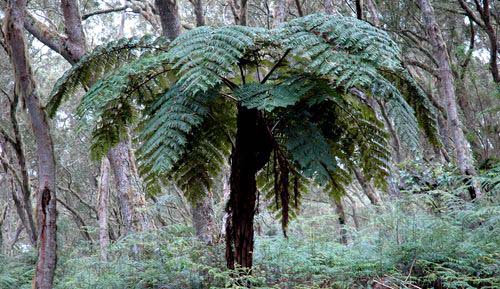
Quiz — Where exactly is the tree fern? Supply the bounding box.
[48,14,441,239]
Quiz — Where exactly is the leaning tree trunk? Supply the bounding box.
[3,1,58,288]
[226,107,272,269]
[418,0,480,199]
[353,168,380,206]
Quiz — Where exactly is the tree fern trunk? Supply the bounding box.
[226,107,272,269]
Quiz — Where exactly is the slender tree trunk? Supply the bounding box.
[273,0,288,26]
[8,94,37,245]
[483,20,499,83]
[13,0,152,238]
[56,198,92,242]
[365,0,380,26]
[458,0,499,83]
[3,2,58,288]
[418,0,480,199]
[191,0,205,26]
[0,205,7,254]
[97,158,111,261]
[355,0,363,20]
[0,139,36,246]
[226,107,272,269]
[333,198,348,244]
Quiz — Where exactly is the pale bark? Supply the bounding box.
[333,198,348,244]
[60,0,86,61]
[353,168,380,206]
[189,0,205,26]
[3,1,57,288]
[273,0,289,26]
[324,0,335,15]
[418,0,480,199]
[17,0,152,234]
[0,204,8,253]
[97,158,111,261]
[8,93,37,245]
[156,0,217,244]
[107,140,148,235]
[366,0,380,26]
[155,0,181,40]
[191,192,217,244]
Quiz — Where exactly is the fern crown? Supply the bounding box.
[48,13,439,229]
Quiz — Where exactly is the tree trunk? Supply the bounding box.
[0,205,7,254]
[0,138,36,247]
[226,107,272,269]
[273,0,288,26]
[8,93,37,245]
[418,0,479,199]
[14,0,152,237]
[353,168,380,206]
[107,139,148,236]
[158,0,218,245]
[355,0,363,20]
[333,198,348,244]
[191,192,217,245]
[192,0,205,26]
[97,158,111,261]
[56,198,92,242]
[155,0,181,40]
[3,1,58,288]
[366,0,380,26]
[324,0,335,15]
[458,0,499,83]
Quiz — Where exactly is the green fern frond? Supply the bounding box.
[167,26,263,94]
[275,14,402,88]
[137,84,219,176]
[236,76,314,111]
[169,97,236,202]
[47,35,168,116]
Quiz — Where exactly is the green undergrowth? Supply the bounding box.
[1,165,498,289]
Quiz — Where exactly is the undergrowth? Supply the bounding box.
[0,164,498,289]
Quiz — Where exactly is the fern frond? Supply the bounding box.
[47,35,168,116]
[236,76,314,111]
[169,97,236,202]
[167,26,264,94]
[137,84,219,176]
